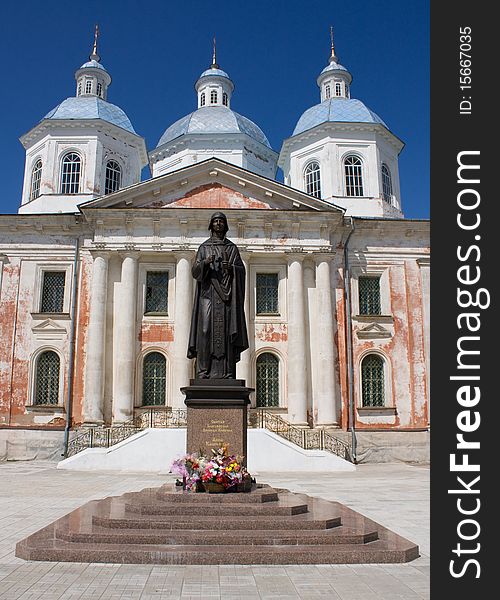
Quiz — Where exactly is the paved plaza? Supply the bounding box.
[0,461,429,599]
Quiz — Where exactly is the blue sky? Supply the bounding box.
[0,0,429,218]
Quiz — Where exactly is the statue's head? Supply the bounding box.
[208,212,229,235]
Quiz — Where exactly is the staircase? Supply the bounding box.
[16,482,418,564]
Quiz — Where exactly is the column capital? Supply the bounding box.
[118,250,140,260]
[173,250,194,261]
[89,249,110,260]
[312,251,336,264]
[285,251,307,264]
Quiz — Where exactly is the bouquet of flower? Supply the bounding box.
[170,452,206,491]
[201,446,248,490]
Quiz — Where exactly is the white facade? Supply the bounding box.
[0,37,430,463]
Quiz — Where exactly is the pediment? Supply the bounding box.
[79,158,343,214]
[31,319,67,339]
[356,322,392,339]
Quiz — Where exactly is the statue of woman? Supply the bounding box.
[187,212,248,379]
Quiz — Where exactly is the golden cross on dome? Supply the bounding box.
[212,35,219,68]
[90,24,100,61]
[330,25,335,58]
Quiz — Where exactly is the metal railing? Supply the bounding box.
[250,409,352,462]
[65,408,187,458]
[66,407,351,462]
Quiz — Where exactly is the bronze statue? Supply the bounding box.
[188,212,248,379]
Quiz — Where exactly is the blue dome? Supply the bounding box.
[198,67,230,80]
[79,59,107,71]
[157,106,271,148]
[292,98,387,136]
[320,61,350,75]
[43,97,135,133]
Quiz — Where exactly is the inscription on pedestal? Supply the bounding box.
[187,407,246,460]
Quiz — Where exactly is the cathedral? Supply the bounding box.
[0,31,429,463]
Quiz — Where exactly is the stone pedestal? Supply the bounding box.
[181,380,253,463]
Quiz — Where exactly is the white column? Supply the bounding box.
[315,256,339,426]
[113,253,138,423]
[84,253,108,423]
[236,253,251,384]
[286,255,308,424]
[172,252,194,408]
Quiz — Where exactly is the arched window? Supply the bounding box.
[345,83,350,98]
[335,82,342,96]
[104,160,122,195]
[361,354,385,407]
[304,161,321,198]
[325,85,331,99]
[60,153,81,194]
[77,82,82,96]
[222,92,228,106]
[85,79,92,94]
[344,155,364,197]
[30,160,42,201]
[35,351,60,405]
[256,353,279,407]
[210,90,218,104]
[200,92,206,106]
[381,164,393,203]
[97,82,102,98]
[142,352,166,406]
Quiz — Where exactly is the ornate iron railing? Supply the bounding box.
[66,407,351,462]
[134,407,187,429]
[250,409,352,462]
[65,408,187,458]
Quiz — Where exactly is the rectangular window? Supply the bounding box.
[256,273,279,315]
[40,271,66,313]
[358,276,381,315]
[145,271,168,314]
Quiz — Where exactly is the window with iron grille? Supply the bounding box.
[256,273,279,315]
[210,90,218,104]
[223,92,228,106]
[60,153,81,194]
[35,351,60,405]
[85,79,92,94]
[30,160,42,201]
[381,164,393,203]
[256,353,279,407]
[142,352,166,406]
[105,160,121,195]
[145,271,168,314]
[305,161,321,198]
[361,354,385,407]
[40,271,66,313]
[344,155,364,197]
[358,276,381,315]
[200,92,206,106]
[335,82,342,96]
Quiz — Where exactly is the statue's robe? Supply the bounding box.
[187,236,248,378]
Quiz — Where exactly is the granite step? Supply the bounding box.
[93,513,342,530]
[123,499,309,517]
[16,539,419,564]
[155,486,279,504]
[56,526,378,546]
[15,483,420,565]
